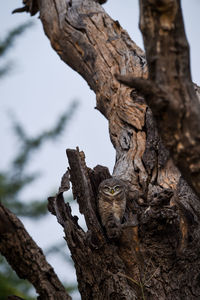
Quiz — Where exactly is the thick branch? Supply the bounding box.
[137,0,200,197]
[0,202,71,300]
[14,0,149,190]
[15,1,200,194]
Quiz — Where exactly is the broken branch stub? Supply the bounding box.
[66,149,104,236]
[48,148,139,299]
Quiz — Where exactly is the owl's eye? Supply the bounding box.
[104,186,110,192]
[115,186,120,191]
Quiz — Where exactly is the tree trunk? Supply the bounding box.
[117,0,200,198]
[10,0,200,299]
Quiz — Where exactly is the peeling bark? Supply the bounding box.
[7,0,200,299]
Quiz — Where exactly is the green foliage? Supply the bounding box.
[0,21,34,78]
[0,103,79,299]
[0,101,78,218]
[0,256,34,300]
[0,23,79,299]
[0,22,34,56]
[13,101,78,172]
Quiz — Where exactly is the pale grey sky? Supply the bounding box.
[0,1,200,298]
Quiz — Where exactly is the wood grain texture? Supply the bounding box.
[8,0,200,298]
[140,0,200,196]
[0,203,71,300]
[48,150,138,299]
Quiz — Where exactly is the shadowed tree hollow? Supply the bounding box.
[1,0,200,299]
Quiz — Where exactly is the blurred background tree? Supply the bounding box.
[0,22,78,300]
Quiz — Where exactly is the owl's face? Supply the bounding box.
[98,178,126,198]
[102,184,123,196]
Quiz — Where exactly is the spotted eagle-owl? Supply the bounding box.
[98,178,127,239]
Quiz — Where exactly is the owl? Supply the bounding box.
[97,178,127,239]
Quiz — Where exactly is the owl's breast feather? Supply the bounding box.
[112,202,122,221]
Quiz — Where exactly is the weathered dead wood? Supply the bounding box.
[10,0,200,299]
[117,0,200,197]
[48,147,200,299]
[0,202,71,300]
[48,149,138,299]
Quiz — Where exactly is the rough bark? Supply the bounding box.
[48,152,138,299]
[0,202,71,300]
[117,0,200,198]
[9,0,200,299]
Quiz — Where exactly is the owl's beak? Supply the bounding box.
[110,189,115,194]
